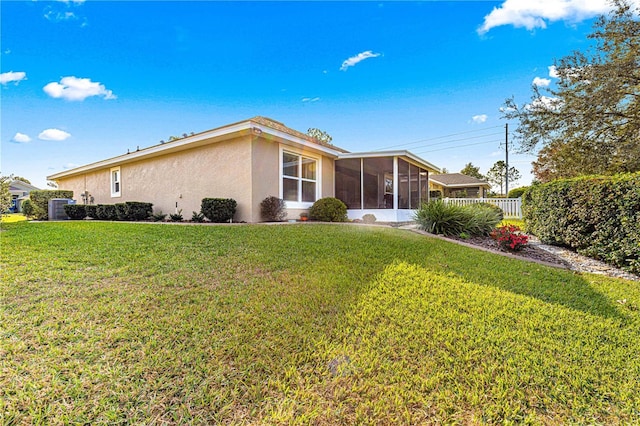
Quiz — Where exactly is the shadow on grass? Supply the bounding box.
[442,247,627,321]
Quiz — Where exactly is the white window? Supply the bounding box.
[281,150,319,207]
[110,166,121,197]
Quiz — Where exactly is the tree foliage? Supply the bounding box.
[12,176,31,184]
[0,175,12,214]
[307,128,333,144]
[502,0,640,181]
[460,162,485,180]
[486,161,521,195]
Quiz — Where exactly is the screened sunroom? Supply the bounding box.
[335,151,441,222]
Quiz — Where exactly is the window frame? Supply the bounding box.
[279,147,321,209]
[110,166,121,198]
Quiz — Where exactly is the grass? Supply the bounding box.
[1,213,27,223]
[2,221,639,424]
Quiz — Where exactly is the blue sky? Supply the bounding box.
[0,0,619,190]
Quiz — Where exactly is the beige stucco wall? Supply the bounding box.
[250,136,280,222]
[56,134,337,223]
[57,135,255,222]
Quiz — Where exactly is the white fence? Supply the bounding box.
[443,197,522,219]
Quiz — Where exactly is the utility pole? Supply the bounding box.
[505,123,509,197]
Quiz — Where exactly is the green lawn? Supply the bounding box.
[1,213,27,224]
[2,222,639,424]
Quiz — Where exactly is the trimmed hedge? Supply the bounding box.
[85,205,98,219]
[115,203,129,221]
[64,204,87,220]
[29,190,74,220]
[125,202,153,221]
[309,197,347,222]
[201,198,237,223]
[523,173,640,274]
[96,204,118,221]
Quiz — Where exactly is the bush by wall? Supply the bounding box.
[260,196,286,222]
[96,204,118,221]
[29,190,74,220]
[201,198,237,223]
[309,197,347,222]
[115,203,128,221]
[414,199,501,236]
[125,202,153,221]
[113,201,153,221]
[64,204,87,220]
[85,205,98,219]
[523,173,640,274]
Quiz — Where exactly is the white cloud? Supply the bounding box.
[472,114,488,124]
[340,50,381,71]
[527,95,563,111]
[478,0,614,34]
[63,162,79,169]
[12,133,32,143]
[43,76,116,101]
[39,128,71,141]
[533,76,551,87]
[548,65,559,78]
[302,97,320,103]
[1,71,27,85]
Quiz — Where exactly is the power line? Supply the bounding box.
[372,125,503,151]
[415,138,503,154]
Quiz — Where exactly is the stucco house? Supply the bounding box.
[429,173,491,198]
[8,180,40,212]
[47,117,440,222]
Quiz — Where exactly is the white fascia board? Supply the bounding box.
[338,150,441,173]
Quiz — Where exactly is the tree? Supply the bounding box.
[307,128,333,144]
[502,0,640,180]
[1,175,13,214]
[12,176,31,184]
[460,162,485,180]
[486,161,521,196]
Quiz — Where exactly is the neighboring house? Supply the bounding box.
[47,117,440,223]
[429,173,491,198]
[8,180,40,212]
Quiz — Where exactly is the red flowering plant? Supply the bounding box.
[490,225,529,252]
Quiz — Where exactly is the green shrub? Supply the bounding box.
[309,197,347,222]
[96,204,118,221]
[85,205,98,219]
[169,210,183,222]
[473,202,504,221]
[415,199,468,235]
[201,198,237,223]
[414,199,501,236]
[523,173,640,274]
[21,199,35,218]
[125,202,153,221]
[507,186,529,198]
[191,211,205,222]
[63,204,87,220]
[152,211,167,222]
[260,196,287,222]
[115,203,128,221]
[29,190,74,220]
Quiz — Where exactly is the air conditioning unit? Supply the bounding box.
[48,198,74,221]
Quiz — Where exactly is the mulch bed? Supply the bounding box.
[443,234,572,268]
